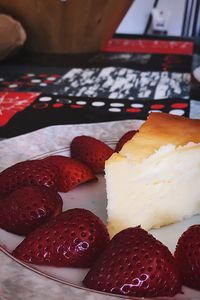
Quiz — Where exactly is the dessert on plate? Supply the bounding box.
[105,112,200,237]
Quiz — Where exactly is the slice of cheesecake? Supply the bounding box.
[105,113,200,237]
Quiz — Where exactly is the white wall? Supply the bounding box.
[116,0,154,34]
[116,0,187,36]
[157,0,186,36]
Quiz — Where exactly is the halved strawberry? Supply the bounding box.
[42,155,97,192]
[115,130,138,152]
[70,136,114,174]
[0,160,59,198]
[0,186,63,236]
[175,225,200,290]
[12,208,110,267]
[83,227,181,297]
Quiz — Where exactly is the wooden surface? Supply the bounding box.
[0,0,133,54]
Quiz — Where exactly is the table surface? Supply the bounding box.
[1,51,200,300]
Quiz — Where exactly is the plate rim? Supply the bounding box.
[1,246,134,300]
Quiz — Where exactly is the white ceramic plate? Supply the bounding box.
[1,144,200,300]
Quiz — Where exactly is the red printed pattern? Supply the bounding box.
[0,92,40,127]
[102,39,193,55]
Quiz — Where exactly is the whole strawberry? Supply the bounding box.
[175,225,200,290]
[0,186,63,236]
[70,136,114,174]
[42,155,96,192]
[0,160,59,198]
[115,130,138,152]
[12,208,110,267]
[83,227,181,298]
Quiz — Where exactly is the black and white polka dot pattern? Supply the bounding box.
[34,94,190,118]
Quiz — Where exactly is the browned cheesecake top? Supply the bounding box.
[120,113,200,162]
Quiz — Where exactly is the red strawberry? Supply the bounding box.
[42,155,97,192]
[115,130,138,152]
[70,136,114,174]
[83,227,181,298]
[0,186,63,236]
[175,225,200,290]
[0,160,59,198]
[12,208,110,267]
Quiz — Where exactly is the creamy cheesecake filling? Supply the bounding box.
[105,142,200,237]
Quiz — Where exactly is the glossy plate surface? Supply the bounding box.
[0,144,200,300]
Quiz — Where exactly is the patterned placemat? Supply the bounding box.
[0,36,193,138]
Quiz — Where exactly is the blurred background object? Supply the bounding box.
[117,0,200,38]
[0,14,26,61]
[151,8,170,35]
[0,0,196,138]
[0,0,133,54]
